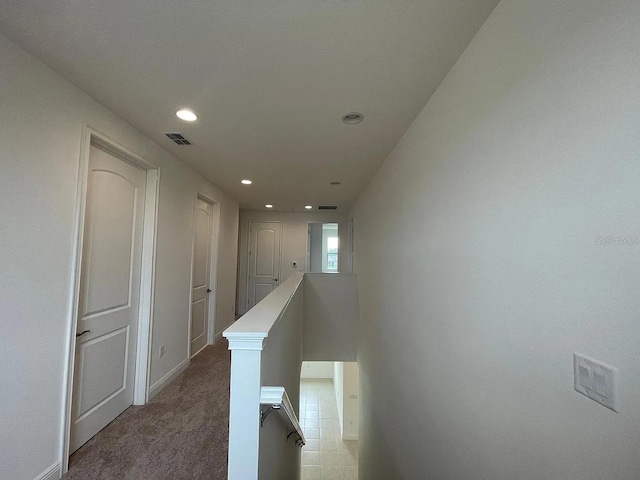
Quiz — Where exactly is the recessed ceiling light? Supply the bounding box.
[176,109,197,122]
[265,204,273,208]
[305,205,313,210]
[342,112,363,124]
[241,179,252,185]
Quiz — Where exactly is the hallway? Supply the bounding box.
[300,379,358,480]
[64,342,230,480]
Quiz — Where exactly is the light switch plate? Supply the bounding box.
[574,353,618,412]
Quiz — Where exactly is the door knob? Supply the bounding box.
[207,288,212,293]
[274,279,278,282]
[76,330,91,337]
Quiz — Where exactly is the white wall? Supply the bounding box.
[352,1,640,479]
[212,200,240,338]
[147,151,239,390]
[301,361,334,379]
[0,32,238,480]
[303,274,358,362]
[334,362,345,431]
[309,223,323,273]
[341,362,359,440]
[333,362,359,441]
[237,210,347,315]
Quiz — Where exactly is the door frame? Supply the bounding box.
[59,127,160,474]
[245,220,282,311]
[305,221,315,273]
[187,192,221,358]
[347,219,354,274]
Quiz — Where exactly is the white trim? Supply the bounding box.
[347,218,354,274]
[342,433,359,441]
[188,193,221,358]
[224,334,267,351]
[186,194,197,358]
[225,273,303,340]
[191,341,208,358]
[260,385,287,405]
[304,273,357,278]
[226,349,262,480]
[198,192,221,347]
[60,127,159,473]
[148,357,190,399]
[244,218,251,312]
[214,329,225,344]
[34,462,61,480]
[60,126,91,476]
[306,221,312,273]
[134,166,160,405]
[208,200,221,344]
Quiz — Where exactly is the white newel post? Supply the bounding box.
[223,333,266,480]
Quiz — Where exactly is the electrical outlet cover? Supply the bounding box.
[574,352,618,412]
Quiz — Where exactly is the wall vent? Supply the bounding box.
[318,205,338,210]
[165,132,192,145]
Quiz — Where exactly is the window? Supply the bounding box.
[326,237,338,271]
[308,222,339,273]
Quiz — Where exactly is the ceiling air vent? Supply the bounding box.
[165,132,192,145]
[318,205,338,210]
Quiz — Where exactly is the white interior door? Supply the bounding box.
[70,144,146,452]
[191,198,214,357]
[248,222,281,308]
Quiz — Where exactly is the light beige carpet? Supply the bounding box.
[64,341,230,480]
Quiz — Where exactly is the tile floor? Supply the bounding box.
[300,379,358,480]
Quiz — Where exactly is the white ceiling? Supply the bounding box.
[0,0,499,211]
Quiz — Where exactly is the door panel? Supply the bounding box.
[248,222,281,309]
[77,327,129,418]
[191,299,206,340]
[193,208,210,288]
[253,283,274,306]
[71,144,146,453]
[255,229,275,275]
[190,198,214,356]
[80,171,136,316]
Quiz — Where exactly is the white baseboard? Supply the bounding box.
[342,433,358,441]
[191,343,208,358]
[148,357,190,399]
[35,462,61,480]
[213,330,224,343]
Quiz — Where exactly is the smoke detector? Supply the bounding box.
[342,112,364,124]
